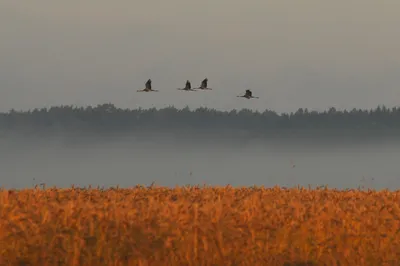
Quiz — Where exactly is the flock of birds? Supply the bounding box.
[137,78,259,99]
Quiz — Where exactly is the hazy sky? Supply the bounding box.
[1,1,400,113]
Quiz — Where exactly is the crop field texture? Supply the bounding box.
[1,185,400,266]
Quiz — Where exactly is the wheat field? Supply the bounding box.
[1,184,400,265]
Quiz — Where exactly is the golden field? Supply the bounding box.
[1,185,400,266]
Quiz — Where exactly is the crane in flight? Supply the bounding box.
[177,80,196,91]
[137,79,159,92]
[237,89,259,99]
[196,78,212,90]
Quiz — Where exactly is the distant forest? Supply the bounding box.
[2,104,400,137]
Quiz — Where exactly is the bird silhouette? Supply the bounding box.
[196,78,212,90]
[177,80,196,91]
[237,89,259,99]
[137,79,159,92]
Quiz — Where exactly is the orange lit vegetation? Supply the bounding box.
[1,184,400,265]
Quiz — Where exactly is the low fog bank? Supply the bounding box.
[3,129,400,151]
[1,132,400,190]
[3,126,400,145]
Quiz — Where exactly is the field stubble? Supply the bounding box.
[1,184,400,265]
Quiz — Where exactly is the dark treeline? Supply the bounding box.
[2,103,400,137]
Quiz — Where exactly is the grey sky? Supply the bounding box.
[1,1,400,113]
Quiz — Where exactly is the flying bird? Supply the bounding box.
[177,80,196,91]
[237,89,259,99]
[196,78,212,90]
[137,79,159,92]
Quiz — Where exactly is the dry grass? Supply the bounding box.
[1,184,400,265]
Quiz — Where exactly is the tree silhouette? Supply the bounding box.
[1,104,400,137]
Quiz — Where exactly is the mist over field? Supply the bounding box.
[2,124,400,190]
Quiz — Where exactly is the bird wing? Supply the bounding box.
[145,80,151,89]
[201,78,207,88]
